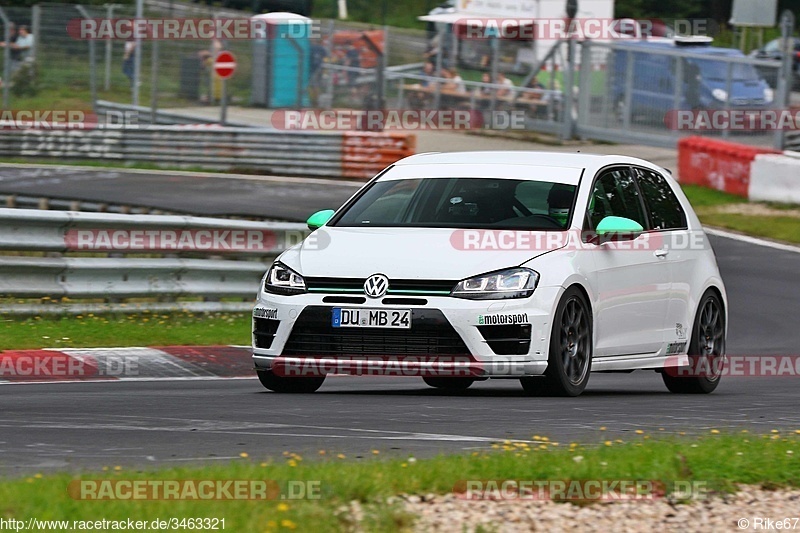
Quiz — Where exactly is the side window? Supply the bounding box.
[586,168,647,230]
[634,168,687,230]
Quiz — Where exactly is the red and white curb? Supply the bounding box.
[0,345,254,384]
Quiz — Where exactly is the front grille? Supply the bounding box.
[305,277,456,296]
[477,324,532,355]
[283,306,470,356]
[731,98,766,106]
[322,296,367,304]
[253,318,279,349]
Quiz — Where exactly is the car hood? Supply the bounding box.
[279,227,567,280]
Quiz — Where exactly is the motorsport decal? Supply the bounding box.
[675,323,687,340]
[253,307,278,320]
[666,342,688,355]
[478,313,529,325]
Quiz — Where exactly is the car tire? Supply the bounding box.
[422,377,474,390]
[662,291,724,394]
[257,370,325,393]
[521,287,593,397]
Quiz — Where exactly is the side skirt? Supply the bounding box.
[591,354,690,372]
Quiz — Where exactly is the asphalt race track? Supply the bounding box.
[0,165,360,220]
[1,167,799,474]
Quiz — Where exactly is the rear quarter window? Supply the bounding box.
[634,168,687,230]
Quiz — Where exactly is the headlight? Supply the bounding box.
[451,268,539,300]
[764,87,774,103]
[264,262,306,295]
[712,88,728,102]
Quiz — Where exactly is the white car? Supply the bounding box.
[252,152,727,396]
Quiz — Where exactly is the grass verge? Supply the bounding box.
[1,433,798,532]
[0,312,250,350]
[698,213,800,244]
[681,185,800,245]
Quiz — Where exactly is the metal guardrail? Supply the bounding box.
[0,123,415,179]
[0,126,345,177]
[785,131,800,152]
[0,209,309,313]
[0,209,307,254]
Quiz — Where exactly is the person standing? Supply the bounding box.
[14,26,33,64]
[122,38,136,87]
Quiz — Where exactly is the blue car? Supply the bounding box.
[611,40,774,123]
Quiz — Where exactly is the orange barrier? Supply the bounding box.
[677,137,780,198]
[342,132,416,179]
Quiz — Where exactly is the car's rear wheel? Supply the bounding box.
[422,377,474,390]
[662,291,724,394]
[257,370,325,393]
[521,287,593,397]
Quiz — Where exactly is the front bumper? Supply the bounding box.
[251,286,563,378]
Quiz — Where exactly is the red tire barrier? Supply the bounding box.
[678,136,780,198]
[342,131,416,179]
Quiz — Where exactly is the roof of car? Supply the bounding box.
[394,151,664,172]
[612,40,745,57]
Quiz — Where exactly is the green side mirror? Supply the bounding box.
[595,216,644,239]
[306,209,335,231]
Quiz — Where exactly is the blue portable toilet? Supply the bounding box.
[251,13,312,108]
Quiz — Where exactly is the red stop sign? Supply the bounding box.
[213,51,237,79]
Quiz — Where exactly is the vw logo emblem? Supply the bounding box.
[364,274,389,299]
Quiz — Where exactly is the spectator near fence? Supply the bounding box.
[443,68,466,93]
[122,38,136,87]
[345,43,361,99]
[309,38,328,106]
[14,26,33,63]
[495,72,515,98]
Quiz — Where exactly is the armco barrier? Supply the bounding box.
[677,137,781,198]
[749,152,800,204]
[0,127,415,180]
[0,209,308,255]
[0,209,309,313]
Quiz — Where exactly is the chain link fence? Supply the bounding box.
[575,40,784,148]
[0,3,796,150]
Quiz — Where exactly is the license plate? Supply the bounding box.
[332,308,411,329]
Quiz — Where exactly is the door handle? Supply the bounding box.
[654,249,669,258]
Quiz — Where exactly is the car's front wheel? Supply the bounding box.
[422,377,474,390]
[662,291,725,394]
[521,287,593,397]
[257,370,325,393]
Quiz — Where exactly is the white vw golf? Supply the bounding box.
[252,152,727,396]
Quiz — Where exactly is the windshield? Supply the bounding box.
[688,57,760,82]
[333,178,577,230]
